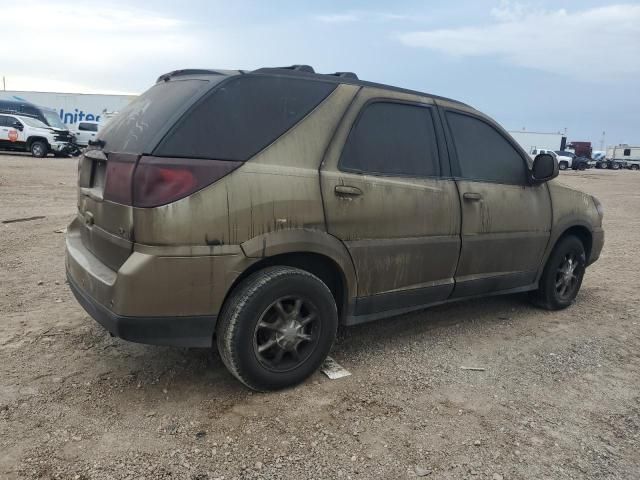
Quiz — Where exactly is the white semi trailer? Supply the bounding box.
[0,90,135,128]
[507,130,567,157]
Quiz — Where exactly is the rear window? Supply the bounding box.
[154,75,337,161]
[97,78,213,154]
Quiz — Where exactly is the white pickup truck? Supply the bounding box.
[73,121,101,147]
[0,113,75,157]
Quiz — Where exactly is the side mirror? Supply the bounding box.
[13,121,23,131]
[531,153,558,183]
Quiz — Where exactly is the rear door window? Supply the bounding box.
[97,78,213,154]
[339,102,440,177]
[446,111,527,185]
[154,75,337,161]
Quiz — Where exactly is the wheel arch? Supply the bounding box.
[227,229,357,323]
[26,136,50,149]
[537,223,593,283]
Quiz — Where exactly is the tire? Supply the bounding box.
[558,161,568,171]
[632,165,639,171]
[578,162,587,171]
[216,266,338,391]
[30,140,47,158]
[611,162,620,170]
[530,235,586,310]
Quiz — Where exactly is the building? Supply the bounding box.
[0,90,136,127]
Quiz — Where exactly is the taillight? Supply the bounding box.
[103,153,137,205]
[132,156,240,208]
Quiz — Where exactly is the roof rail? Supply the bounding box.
[331,72,358,80]
[274,65,316,73]
[156,69,225,83]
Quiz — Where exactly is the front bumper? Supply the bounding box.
[589,227,605,265]
[50,142,76,154]
[67,272,217,347]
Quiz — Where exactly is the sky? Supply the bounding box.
[1,0,639,145]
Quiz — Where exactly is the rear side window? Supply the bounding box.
[154,75,337,161]
[447,112,527,184]
[98,78,212,154]
[340,102,440,177]
[78,122,98,132]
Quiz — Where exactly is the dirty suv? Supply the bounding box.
[66,65,605,391]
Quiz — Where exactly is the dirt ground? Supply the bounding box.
[1,152,638,480]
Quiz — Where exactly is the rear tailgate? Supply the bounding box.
[77,149,136,271]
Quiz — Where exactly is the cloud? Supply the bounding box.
[315,13,361,23]
[0,1,201,92]
[315,11,410,24]
[398,2,640,79]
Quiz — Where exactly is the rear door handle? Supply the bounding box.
[335,185,363,197]
[463,192,482,201]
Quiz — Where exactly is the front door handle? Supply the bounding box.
[463,192,482,201]
[335,185,363,197]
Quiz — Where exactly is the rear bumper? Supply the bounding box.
[65,216,253,347]
[67,272,217,347]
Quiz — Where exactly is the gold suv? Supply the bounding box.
[66,65,604,390]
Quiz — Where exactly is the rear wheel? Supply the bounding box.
[216,266,338,391]
[578,162,587,171]
[631,164,639,171]
[30,140,47,158]
[530,235,586,310]
[611,162,620,170]
[558,161,568,171]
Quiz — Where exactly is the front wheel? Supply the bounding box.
[216,266,338,391]
[558,161,568,171]
[30,141,47,158]
[631,165,639,171]
[611,162,620,170]
[578,162,587,171]
[530,235,586,310]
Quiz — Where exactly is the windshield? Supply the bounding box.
[20,116,50,129]
[42,110,67,129]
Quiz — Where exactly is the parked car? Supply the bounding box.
[74,121,101,146]
[554,150,575,170]
[0,113,76,157]
[65,65,605,391]
[571,156,592,170]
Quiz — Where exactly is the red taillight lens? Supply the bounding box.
[133,156,241,208]
[103,153,137,205]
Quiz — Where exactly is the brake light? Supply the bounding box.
[103,153,137,205]
[133,156,241,208]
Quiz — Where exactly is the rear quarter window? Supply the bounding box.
[154,75,337,161]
